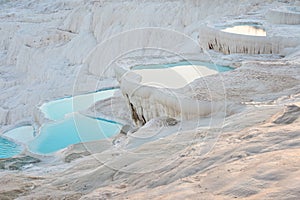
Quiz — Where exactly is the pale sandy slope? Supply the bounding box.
[0,93,299,199]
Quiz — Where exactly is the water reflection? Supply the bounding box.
[221,25,266,36]
[132,61,232,89]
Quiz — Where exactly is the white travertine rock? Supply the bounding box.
[199,25,300,55]
[0,1,300,199]
[115,65,227,126]
[0,0,285,131]
[267,7,300,25]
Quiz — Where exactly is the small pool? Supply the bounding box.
[29,113,121,154]
[132,61,232,88]
[0,137,23,158]
[41,88,119,121]
[221,25,266,36]
[2,88,121,156]
[31,88,121,154]
[3,126,35,144]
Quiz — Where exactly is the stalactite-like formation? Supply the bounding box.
[199,25,300,55]
[267,8,300,25]
[115,66,226,126]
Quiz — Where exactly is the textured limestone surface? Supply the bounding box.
[0,0,299,199]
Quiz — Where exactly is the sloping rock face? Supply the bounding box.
[273,104,300,124]
[199,25,300,55]
[0,156,40,170]
[187,61,300,103]
[1,97,299,200]
[267,7,300,25]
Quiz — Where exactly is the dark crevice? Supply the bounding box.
[125,94,145,126]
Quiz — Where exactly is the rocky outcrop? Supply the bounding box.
[0,156,40,170]
[115,51,300,126]
[199,25,300,55]
[115,64,227,126]
[273,104,300,124]
[267,7,300,25]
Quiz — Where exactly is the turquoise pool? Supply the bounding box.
[132,61,233,88]
[3,126,35,144]
[41,88,119,121]
[0,137,23,158]
[131,60,233,72]
[29,113,121,154]
[2,88,121,156]
[30,88,121,154]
